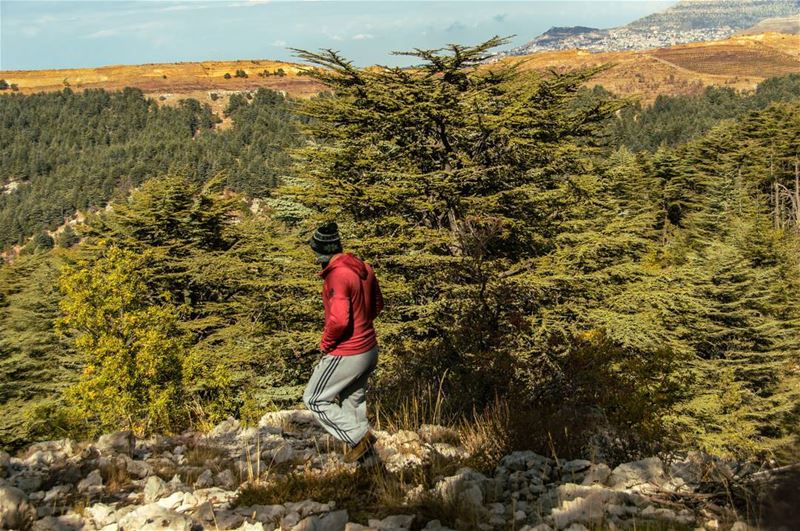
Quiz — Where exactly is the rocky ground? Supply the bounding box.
[0,410,774,530]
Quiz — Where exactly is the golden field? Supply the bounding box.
[503,33,800,104]
[1,33,798,108]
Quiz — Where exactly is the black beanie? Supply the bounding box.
[308,221,342,255]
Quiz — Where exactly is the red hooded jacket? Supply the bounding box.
[318,253,384,355]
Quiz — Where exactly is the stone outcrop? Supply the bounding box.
[0,410,763,531]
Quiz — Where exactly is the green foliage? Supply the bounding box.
[1,37,798,462]
[289,37,688,437]
[290,39,800,459]
[611,74,800,151]
[67,173,320,432]
[656,105,800,457]
[57,245,187,436]
[57,225,80,248]
[0,87,301,248]
[0,250,76,450]
[20,232,55,255]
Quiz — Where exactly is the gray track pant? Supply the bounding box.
[302,344,380,447]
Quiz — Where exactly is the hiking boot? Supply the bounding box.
[344,430,377,463]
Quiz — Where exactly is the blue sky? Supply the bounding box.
[1,1,676,71]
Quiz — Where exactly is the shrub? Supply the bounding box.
[57,245,188,436]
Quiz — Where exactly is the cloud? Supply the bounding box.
[352,33,374,40]
[229,0,271,7]
[20,26,42,37]
[272,39,288,47]
[157,5,197,12]
[81,21,164,40]
[85,28,121,39]
[445,21,466,32]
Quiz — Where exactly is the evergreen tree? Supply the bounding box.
[289,38,690,433]
[663,109,800,457]
[57,245,187,436]
[610,74,800,151]
[0,87,302,248]
[0,250,76,450]
[77,173,320,423]
[57,225,80,248]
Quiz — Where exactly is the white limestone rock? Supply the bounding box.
[607,457,666,489]
[117,503,196,531]
[193,487,237,509]
[367,513,414,529]
[78,469,104,494]
[157,491,186,511]
[194,469,214,488]
[31,513,85,531]
[87,503,117,527]
[0,485,36,530]
[124,455,153,479]
[210,417,242,439]
[235,503,286,523]
[216,468,237,489]
[96,431,135,456]
[143,475,168,504]
[581,463,612,486]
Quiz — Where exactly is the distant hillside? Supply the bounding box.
[502,33,800,105]
[0,59,325,122]
[514,0,800,53]
[3,34,797,113]
[737,15,800,35]
[628,0,799,31]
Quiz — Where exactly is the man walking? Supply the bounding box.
[303,221,383,463]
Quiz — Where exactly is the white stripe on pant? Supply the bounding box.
[302,344,379,447]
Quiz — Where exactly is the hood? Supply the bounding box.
[319,252,368,280]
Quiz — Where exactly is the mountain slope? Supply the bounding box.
[515,0,800,53]
[0,59,324,102]
[736,15,800,35]
[502,33,800,104]
[3,34,797,112]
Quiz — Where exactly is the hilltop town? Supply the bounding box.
[511,0,800,54]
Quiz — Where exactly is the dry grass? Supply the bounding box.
[234,451,477,527]
[232,382,479,526]
[184,443,230,469]
[0,58,324,99]
[652,45,800,77]
[235,463,372,510]
[374,374,450,434]
[458,396,512,474]
[374,373,513,475]
[500,33,800,105]
[98,458,133,492]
